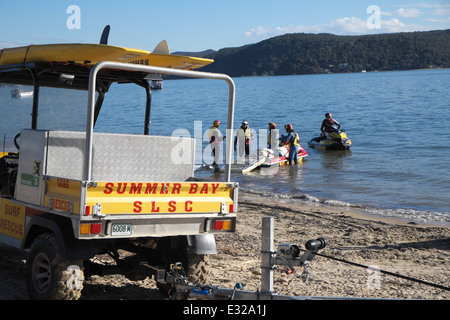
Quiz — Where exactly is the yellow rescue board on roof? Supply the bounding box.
[0,43,213,69]
[127,54,213,69]
[0,44,149,66]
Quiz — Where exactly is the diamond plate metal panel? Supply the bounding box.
[46,131,85,180]
[46,131,195,182]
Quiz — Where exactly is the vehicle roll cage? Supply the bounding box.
[0,62,236,182]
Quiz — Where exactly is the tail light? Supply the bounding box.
[213,219,233,231]
[80,223,102,235]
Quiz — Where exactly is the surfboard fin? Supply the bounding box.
[152,40,170,55]
[100,25,110,45]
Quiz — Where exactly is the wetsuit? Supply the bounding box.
[320,118,340,133]
[208,126,224,169]
[268,129,279,149]
[234,126,251,157]
[281,130,300,165]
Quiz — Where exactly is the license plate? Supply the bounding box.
[111,224,132,236]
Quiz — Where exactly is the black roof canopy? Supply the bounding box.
[0,62,155,91]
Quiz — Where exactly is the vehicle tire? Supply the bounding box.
[185,251,209,285]
[26,233,84,300]
[157,250,210,298]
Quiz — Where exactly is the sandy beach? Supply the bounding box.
[209,195,449,300]
[0,192,448,300]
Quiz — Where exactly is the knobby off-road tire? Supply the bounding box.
[157,250,210,298]
[26,233,84,300]
[185,251,209,285]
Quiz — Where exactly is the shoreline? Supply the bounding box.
[238,190,450,228]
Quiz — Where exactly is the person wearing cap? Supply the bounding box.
[267,123,278,149]
[208,120,225,171]
[320,113,340,140]
[280,123,300,165]
[234,120,252,157]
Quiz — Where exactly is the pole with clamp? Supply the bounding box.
[261,217,327,299]
[261,217,276,298]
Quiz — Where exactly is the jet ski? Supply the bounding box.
[260,144,308,167]
[308,127,352,151]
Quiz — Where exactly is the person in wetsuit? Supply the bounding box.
[208,120,225,171]
[280,123,300,165]
[267,122,278,149]
[234,120,252,157]
[320,113,340,139]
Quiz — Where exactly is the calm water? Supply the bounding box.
[1,69,449,225]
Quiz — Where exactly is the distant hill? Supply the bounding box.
[172,49,216,58]
[199,29,450,77]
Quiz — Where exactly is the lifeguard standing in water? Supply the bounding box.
[208,120,225,171]
[280,124,300,165]
[234,120,252,157]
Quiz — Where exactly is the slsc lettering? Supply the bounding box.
[168,200,176,212]
[133,200,193,213]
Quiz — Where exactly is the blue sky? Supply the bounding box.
[1,0,449,52]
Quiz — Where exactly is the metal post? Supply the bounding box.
[29,68,39,129]
[261,217,274,298]
[143,82,151,135]
[224,80,235,182]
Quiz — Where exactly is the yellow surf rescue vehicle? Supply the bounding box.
[0,39,237,299]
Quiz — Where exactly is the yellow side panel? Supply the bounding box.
[0,199,26,240]
[44,178,82,214]
[86,182,235,214]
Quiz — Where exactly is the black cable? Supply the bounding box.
[312,251,450,292]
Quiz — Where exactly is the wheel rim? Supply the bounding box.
[32,252,51,294]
